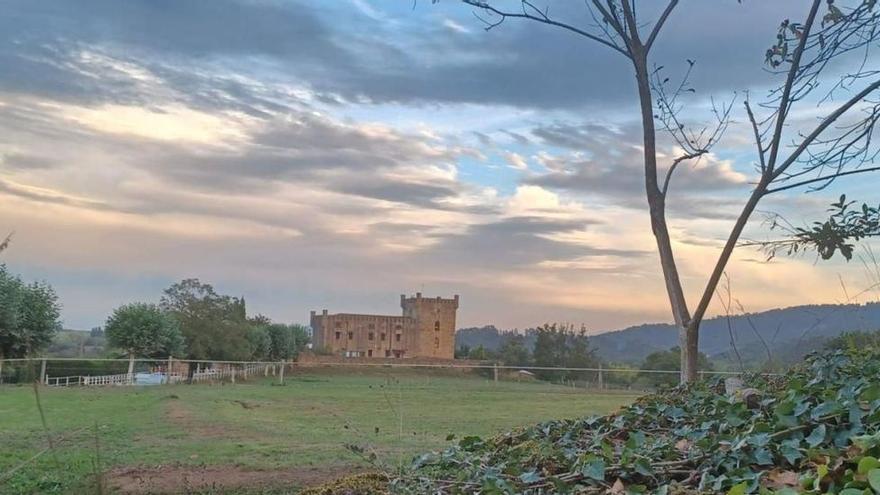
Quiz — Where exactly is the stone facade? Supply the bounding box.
[310,293,459,359]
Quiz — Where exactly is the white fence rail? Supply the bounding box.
[41,362,281,387]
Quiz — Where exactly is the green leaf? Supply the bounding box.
[838,489,864,495]
[806,424,826,447]
[519,471,541,484]
[581,456,606,481]
[815,464,829,492]
[728,482,748,495]
[858,456,880,475]
[869,468,880,492]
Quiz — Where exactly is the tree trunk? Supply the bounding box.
[127,352,135,384]
[630,49,695,382]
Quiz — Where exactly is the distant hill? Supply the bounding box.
[456,302,880,367]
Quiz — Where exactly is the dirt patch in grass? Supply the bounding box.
[106,464,363,494]
[164,401,239,439]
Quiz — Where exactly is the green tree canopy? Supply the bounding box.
[497,334,531,367]
[264,323,310,361]
[532,323,600,382]
[104,303,183,359]
[159,278,251,361]
[0,265,60,359]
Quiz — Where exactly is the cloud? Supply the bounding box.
[527,122,748,199]
[0,0,808,112]
[503,151,528,170]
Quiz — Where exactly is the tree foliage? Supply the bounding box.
[763,196,880,261]
[0,265,60,359]
[532,323,600,382]
[159,278,252,361]
[104,303,184,359]
[639,346,712,388]
[265,323,310,361]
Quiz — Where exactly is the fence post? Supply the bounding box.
[231,366,236,384]
[278,361,285,385]
[493,362,498,383]
[40,358,47,385]
[264,363,269,377]
[0,358,3,384]
[166,356,173,384]
[598,364,604,390]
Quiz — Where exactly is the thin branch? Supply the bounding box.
[765,0,823,173]
[645,0,678,52]
[463,0,630,57]
[766,165,880,194]
[661,150,707,196]
[771,78,880,180]
[744,100,767,173]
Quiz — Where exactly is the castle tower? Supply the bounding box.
[400,292,459,359]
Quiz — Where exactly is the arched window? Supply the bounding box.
[434,321,440,332]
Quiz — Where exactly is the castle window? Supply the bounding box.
[335,321,342,329]
[434,321,440,332]
[335,332,341,340]
[368,350,373,357]
[434,337,440,348]
[368,332,374,341]
[395,333,401,342]
[385,350,391,357]
[348,331,353,340]
[381,333,386,341]
[368,323,375,330]
[395,324,402,331]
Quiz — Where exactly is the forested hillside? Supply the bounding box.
[456,302,880,366]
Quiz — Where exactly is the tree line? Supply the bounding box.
[0,266,309,366]
[456,323,712,388]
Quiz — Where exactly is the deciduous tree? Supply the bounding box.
[104,302,184,377]
[455,0,880,382]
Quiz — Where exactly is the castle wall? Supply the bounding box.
[401,293,458,360]
[310,312,416,358]
[310,293,458,359]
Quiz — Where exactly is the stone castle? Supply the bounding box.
[310,293,459,359]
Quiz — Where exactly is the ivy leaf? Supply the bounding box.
[869,468,880,492]
[727,481,748,495]
[806,424,826,447]
[519,471,542,484]
[581,456,606,481]
[753,447,774,465]
[858,456,880,475]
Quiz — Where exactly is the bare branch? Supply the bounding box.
[744,99,767,173]
[766,165,880,195]
[660,150,707,197]
[765,0,823,173]
[645,0,678,52]
[462,0,630,57]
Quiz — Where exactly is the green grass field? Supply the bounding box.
[0,369,640,494]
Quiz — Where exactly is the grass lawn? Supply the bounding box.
[0,368,641,494]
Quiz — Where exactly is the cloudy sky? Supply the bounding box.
[2,0,879,332]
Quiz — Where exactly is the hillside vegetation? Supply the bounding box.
[456,302,880,367]
[391,347,880,494]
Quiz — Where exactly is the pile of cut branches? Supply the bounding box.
[391,349,880,494]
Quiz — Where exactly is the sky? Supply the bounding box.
[1,0,879,332]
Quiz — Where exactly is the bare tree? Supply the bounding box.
[456,0,880,382]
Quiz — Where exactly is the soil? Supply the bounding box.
[105,464,362,494]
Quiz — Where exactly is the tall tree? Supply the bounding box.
[104,303,184,377]
[159,278,252,361]
[457,0,880,381]
[0,265,61,359]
